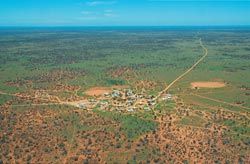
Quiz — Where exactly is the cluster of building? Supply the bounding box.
[105,89,155,112]
[75,88,173,113]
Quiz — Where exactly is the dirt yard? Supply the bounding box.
[191,81,226,89]
[85,85,129,96]
[85,87,112,96]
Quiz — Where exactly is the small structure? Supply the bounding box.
[77,103,87,110]
[162,93,172,101]
[100,101,108,105]
[125,89,133,97]
[148,99,156,106]
[89,99,96,103]
[166,94,172,100]
[143,106,151,111]
[104,92,110,97]
[112,90,121,98]
[127,108,134,112]
[127,100,134,106]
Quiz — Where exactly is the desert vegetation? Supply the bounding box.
[0,27,250,163]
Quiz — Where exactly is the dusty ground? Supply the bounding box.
[191,81,226,89]
[85,85,129,96]
[85,87,111,96]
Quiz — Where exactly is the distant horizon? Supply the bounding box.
[1,0,250,26]
[1,25,250,27]
[1,25,250,32]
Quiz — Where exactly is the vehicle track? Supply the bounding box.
[192,93,250,111]
[155,38,208,101]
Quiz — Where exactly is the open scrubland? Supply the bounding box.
[0,27,250,163]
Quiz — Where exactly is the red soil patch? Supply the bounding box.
[85,87,112,96]
[191,81,226,89]
[85,85,129,96]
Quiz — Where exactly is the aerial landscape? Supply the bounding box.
[1,0,250,164]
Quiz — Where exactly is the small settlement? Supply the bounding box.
[73,88,173,112]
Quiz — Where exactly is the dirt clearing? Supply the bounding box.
[85,85,129,96]
[191,81,226,89]
[85,87,112,96]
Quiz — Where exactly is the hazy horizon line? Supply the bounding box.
[1,25,250,27]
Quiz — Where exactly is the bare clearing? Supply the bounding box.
[85,85,129,96]
[85,87,112,96]
[191,81,226,89]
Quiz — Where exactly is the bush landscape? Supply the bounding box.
[0,27,250,163]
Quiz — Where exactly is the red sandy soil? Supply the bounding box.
[191,81,226,89]
[85,87,111,96]
[85,85,129,96]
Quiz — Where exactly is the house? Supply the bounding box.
[125,89,133,97]
[104,93,110,97]
[147,99,156,106]
[127,100,134,106]
[162,94,172,100]
[166,94,172,100]
[127,108,134,112]
[77,103,87,110]
[143,106,151,111]
[112,90,121,98]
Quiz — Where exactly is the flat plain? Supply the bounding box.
[0,27,250,163]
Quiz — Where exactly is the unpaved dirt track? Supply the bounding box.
[11,103,62,107]
[0,91,16,97]
[192,93,250,111]
[155,38,208,101]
